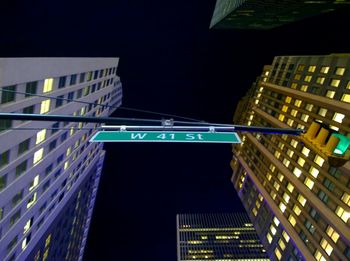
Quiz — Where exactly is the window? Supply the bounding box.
[293,204,301,216]
[67,92,74,103]
[27,192,37,208]
[323,178,335,191]
[300,84,308,91]
[305,103,313,112]
[326,226,339,243]
[320,66,330,74]
[333,112,345,123]
[61,132,68,142]
[301,114,309,122]
[287,182,294,193]
[304,75,312,82]
[40,99,51,114]
[18,138,30,155]
[45,164,53,176]
[314,155,325,167]
[12,189,23,207]
[320,238,333,256]
[310,208,320,221]
[29,175,39,191]
[294,99,302,107]
[318,108,327,117]
[308,65,316,72]
[36,129,46,145]
[304,178,314,190]
[305,220,315,234]
[51,122,59,134]
[318,190,329,204]
[33,148,44,165]
[55,95,64,108]
[0,150,10,168]
[25,81,37,97]
[316,77,325,85]
[297,157,305,167]
[43,180,50,192]
[43,78,53,93]
[7,235,18,252]
[297,194,307,206]
[23,105,35,114]
[58,76,66,88]
[275,248,282,260]
[288,214,296,226]
[341,94,350,103]
[83,86,90,96]
[309,166,319,178]
[335,67,345,76]
[57,154,64,164]
[1,85,16,104]
[293,167,302,177]
[0,174,7,191]
[16,160,27,177]
[79,73,85,83]
[335,206,349,223]
[87,71,92,81]
[326,90,335,99]
[330,79,340,87]
[49,139,57,152]
[297,64,305,71]
[94,70,99,79]
[70,74,77,85]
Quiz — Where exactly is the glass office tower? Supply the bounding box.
[176,213,269,260]
[210,0,350,30]
[0,58,122,261]
[231,54,350,260]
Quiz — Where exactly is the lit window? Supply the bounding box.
[277,173,284,182]
[316,77,325,84]
[290,139,298,148]
[278,114,285,122]
[305,103,313,111]
[293,205,301,216]
[326,226,339,243]
[282,105,288,112]
[287,183,294,193]
[66,147,72,156]
[288,214,296,226]
[297,65,305,71]
[287,119,294,127]
[33,148,44,165]
[297,157,305,167]
[29,175,39,191]
[266,233,272,243]
[283,193,290,203]
[330,79,340,87]
[286,149,294,157]
[27,192,37,209]
[282,231,290,242]
[291,109,298,117]
[273,217,280,226]
[335,67,345,76]
[318,108,327,117]
[275,248,282,260]
[40,99,51,114]
[315,250,326,261]
[294,74,301,80]
[300,84,308,91]
[341,94,350,103]
[36,129,46,145]
[320,238,333,256]
[320,66,329,74]
[274,181,280,191]
[64,161,69,170]
[43,78,53,93]
[326,90,335,99]
[347,80,350,89]
[314,155,325,167]
[285,96,292,103]
[274,151,281,159]
[291,83,298,89]
[304,75,312,82]
[309,166,319,178]
[279,202,286,213]
[341,193,350,207]
[294,99,302,107]
[23,218,33,234]
[301,114,309,122]
[332,112,345,123]
[298,194,307,206]
[335,206,350,223]
[269,164,276,172]
[293,167,302,177]
[304,178,314,190]
[301,147,310,157]
[308,65,316,72]
[278,239,286,251]
[270,225,277,235]
[278,142,284,150]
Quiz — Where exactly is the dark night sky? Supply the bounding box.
[0,1,349,260]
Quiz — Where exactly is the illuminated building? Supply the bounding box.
[210,0,350,30]
[231,54,350,260]
[176,213,269,260]
[0,58,122,261]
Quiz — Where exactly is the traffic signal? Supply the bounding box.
[301,121,349,167]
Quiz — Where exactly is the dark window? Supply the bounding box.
[288,64,295,70]
[0,174,7,191]
[87,71,92,81]
[0,150,10,168]
[344,247,350,260]
[61,132,68,142]
[97,82,101,90]
[91,84,96,93]
[304,220,315,234]
[329,166,341,179]
[318,190,329,203]
[0,119,12,133]
[83,86,90,96]
[79,73,85,83]
[323,178,335,191]
[58,76,66,88]
[54,169,61,178]
[99,70,104,78]
[39,202,47,214]
[45,164,53,176]
[57,154,64,164]
[7,234,18,252]
[70,74,77,85]
[94,70,98,79]
[23,105,34,114]
[76,89,83,99]
[52,122,59,134]
[55,95,64,108]
[49,139,57,152]
[18,138,30,155]
[25,82,37,97]
[1,85,16,104]
[67,92,74,103]
[15,160,27,177]
[12,189,23,207]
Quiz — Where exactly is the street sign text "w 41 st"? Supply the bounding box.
[90,131,241,144]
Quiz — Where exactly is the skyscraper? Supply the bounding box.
[210,0,350,30]
[0,58,122,261]
[231,54,350,260]
[176,213,269,260]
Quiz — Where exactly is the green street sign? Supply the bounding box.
[90,131,241,143]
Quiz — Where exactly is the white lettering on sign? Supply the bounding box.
[185,134,195,140]
[131,133,147,139]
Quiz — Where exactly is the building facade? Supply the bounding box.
[210,0,350,30]
[176,213,269,260]
[0,58,122,261]
[231,54,350,260]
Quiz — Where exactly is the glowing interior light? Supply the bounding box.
[332,133,350,155]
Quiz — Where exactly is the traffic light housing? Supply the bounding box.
[301,121,350,167]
